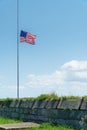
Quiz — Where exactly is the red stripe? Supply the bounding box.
[20,37,26,42]
[27,33,36,39]
[20,32,36,45]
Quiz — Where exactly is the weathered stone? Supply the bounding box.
[0,101,4,107]
[58,99,81,110]
[20,100,34,108]
[19,113,25,120]
[80,100,87,110]
[32,100,48,109]
[37,109,48,117]
[46,100,60,109]
[29,115,39,121]
[37,109,58,118]
[1,99,87,129]
[29,109,38,115]
[11,112,19,119]
[18,108,24,114]
[10,100,21,108]
[10,101,17,108]
[15,108,20,113]
[79,121,87,129]
[23,109,29,114]
[37,116,49,122]
[56,119,81,129]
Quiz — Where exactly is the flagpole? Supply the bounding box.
[17,0,19,98]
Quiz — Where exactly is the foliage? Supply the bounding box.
[83,96,87,100]
[36,92,59,100]
[0,93,84,101]
[61,96,82,100]
[0,116,22,124]
[24,123,74,130]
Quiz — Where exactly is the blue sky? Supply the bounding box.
[0,0,87,98]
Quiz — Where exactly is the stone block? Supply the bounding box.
[25,115,31,120]
[56,119,80,129]
[80,100,87,110]
[37,115,49,122]
[19,113,25,120]
[29,115,39,121]
[37,109,58,118]
[0,101,11,108]
[10,101,17,107]
[18,108,24,114]
[23,109,29,114]
[3,100,12,107]
[10,100,21,108]
[11,112,19,119]
[58,99,81,110]
[29,109,38,115]
[32,100,48,109]
[20,100,34,108]
[37,109,47,116]
[46,100,60,109]
[0,101,4,107]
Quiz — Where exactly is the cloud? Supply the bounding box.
[27,71,65,87]
[61,60,87,82]
[1,60,87,98]
[61,60,87,71]
[27,60,87,87]
[25,60,87,96]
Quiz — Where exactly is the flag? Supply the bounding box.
[20,30,36,45]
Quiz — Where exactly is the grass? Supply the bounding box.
[36,93,83,100]
[61,96,82,100]
[0,116,22,124]
[0,117,85,130]
[0,93,86,101]
[36,92,59,100]
[83,96,87,100]
[0,117,74,130]
[23,123,74,130]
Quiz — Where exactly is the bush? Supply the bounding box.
[36,92,59,100]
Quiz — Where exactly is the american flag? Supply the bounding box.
[20,30,36,45]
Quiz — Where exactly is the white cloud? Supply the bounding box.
[61,60,87,82]
[61,60,87,71]
[27,71,65,87]
[26,60,87,96]
[27,60,87,87]
[1,60,87,98]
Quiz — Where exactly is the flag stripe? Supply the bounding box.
[20,30,36,44]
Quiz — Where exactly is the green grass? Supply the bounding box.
[36,92,59,100]
[0,116,22,124]
[0,117,84,130]
[0,93,85,101]
[83,96,87,100]
[36,93,83,101]
[24,123,74,130]
[61,96,82,100]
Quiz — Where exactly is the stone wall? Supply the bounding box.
[0,98,87,129]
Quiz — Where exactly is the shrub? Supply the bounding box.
[37,92,59,100]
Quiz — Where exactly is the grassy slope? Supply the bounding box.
[0,92,86,101]
[0,117,84,130]
[24,123,74,130]
[0,116,22,124]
